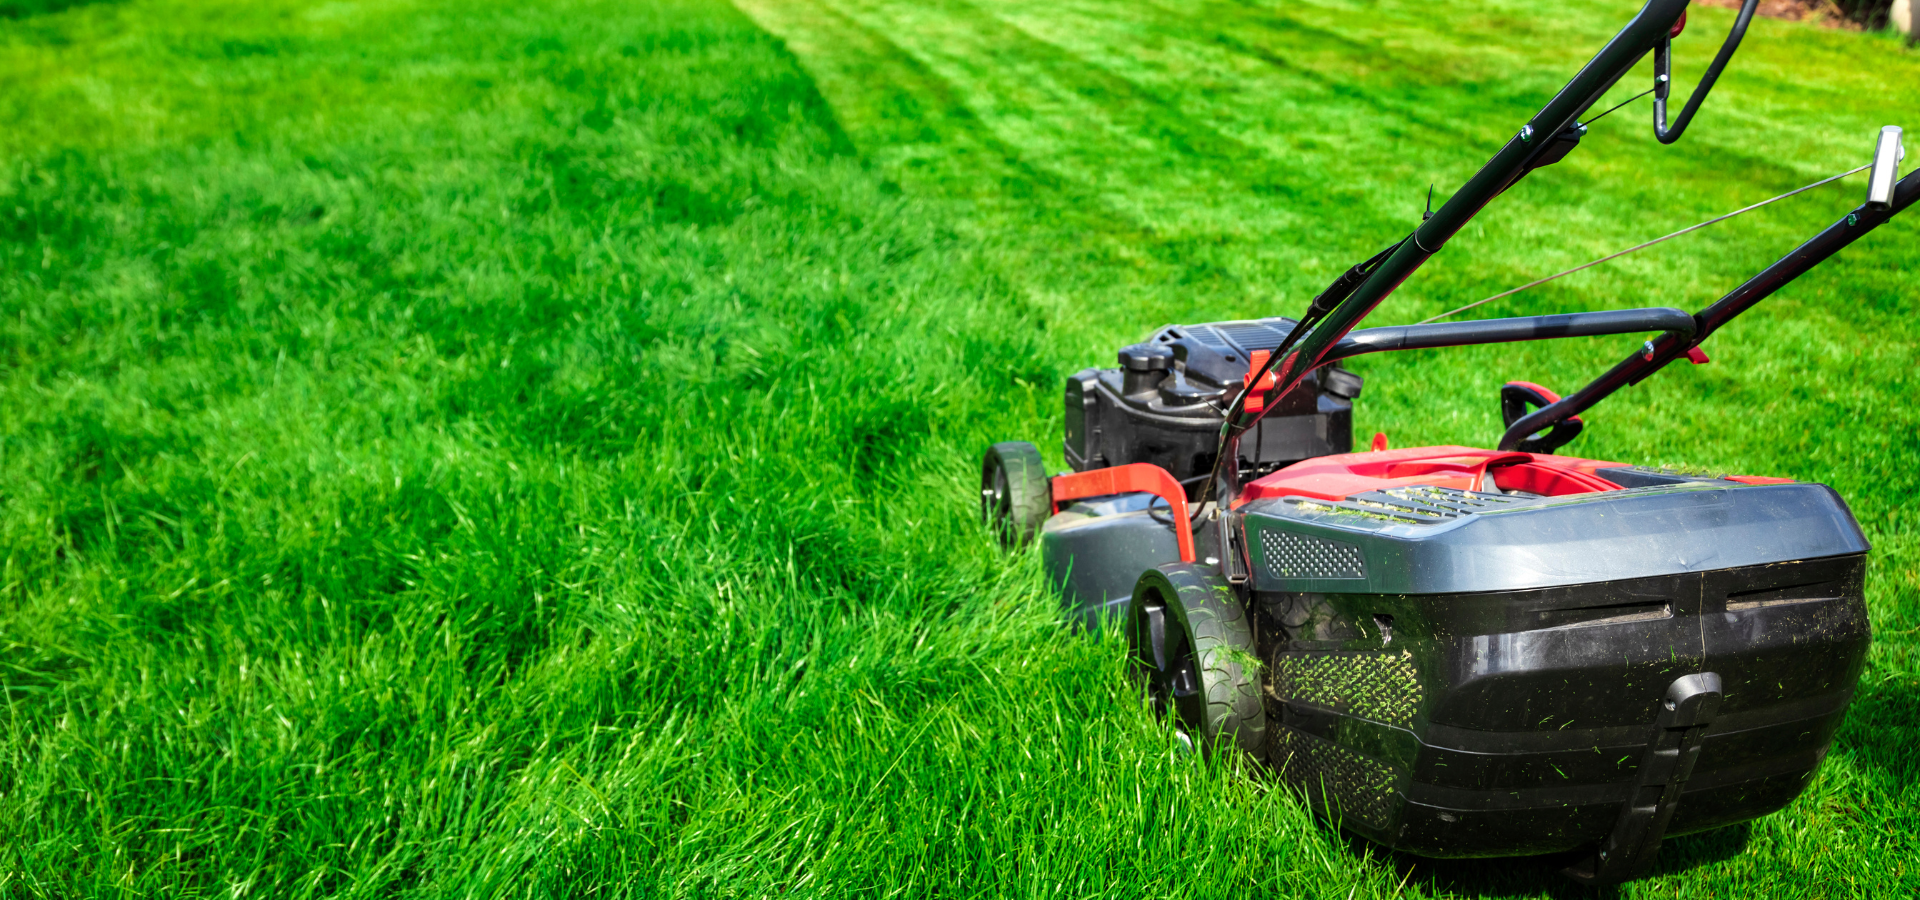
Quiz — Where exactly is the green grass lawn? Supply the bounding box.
[0,0,1914,895]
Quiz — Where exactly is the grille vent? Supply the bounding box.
[1187,325,1233,350]
[1294,486,1528,525]
[1271,650,1421,729]
[1269,727,1398,830]
[1262,530,1366,580]
[1181,321,1298,355]
[1216,321,1291,351]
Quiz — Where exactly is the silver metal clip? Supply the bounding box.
[1866,126,1905,211]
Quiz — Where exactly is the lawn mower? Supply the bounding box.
[978,0,1913,885]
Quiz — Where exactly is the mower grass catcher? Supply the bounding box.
[980,0,1913,885]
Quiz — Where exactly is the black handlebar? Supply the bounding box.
[1654,0,1759,144]
[1325,307,1696,364]
[1245,0,1695,416]
[1215,0,1699,501]
[1497,164,1920,452]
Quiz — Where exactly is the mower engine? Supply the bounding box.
[1065,318,1362,482]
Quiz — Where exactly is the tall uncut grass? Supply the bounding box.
[1,0,1914,896]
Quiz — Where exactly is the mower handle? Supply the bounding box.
[1260,0,1693,391]
[1323,307,1696,365]
[1221,0,1696,505]
[1653,0,1758,144]
[1499,161,1920,452]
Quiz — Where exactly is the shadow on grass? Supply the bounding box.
[1368,824,1751,899]
[0,0,117,19]
[1834,673,1920,783]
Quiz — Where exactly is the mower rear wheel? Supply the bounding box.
[1126,563,1267,757]
[981,441,1049,548]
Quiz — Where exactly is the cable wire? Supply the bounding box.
[1188,235,1407,523]
[1580,86,1655,127]
[1417,162,1872,324]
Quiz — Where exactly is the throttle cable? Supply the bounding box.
[1417,161,1873,324]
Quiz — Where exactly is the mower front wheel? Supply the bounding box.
[1126,563,1267,757]
[981,441,1049,548]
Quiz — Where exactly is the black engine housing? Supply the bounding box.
[1064,318,1362,489]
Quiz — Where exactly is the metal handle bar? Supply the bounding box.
[1654,0,1758,144]
[1324,307,1696,365]
[1249,0,1691,409]
[1498,163,1920,452]
[1215,0,1695,501]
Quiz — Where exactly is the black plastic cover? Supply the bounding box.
[1039,494,1179,631]
[1064,318,1360,486]
[1240,480,1872,859]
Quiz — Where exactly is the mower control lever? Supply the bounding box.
[1501,382,1585,454]
[1652,0,1758,144]
[1867,126,1906,210]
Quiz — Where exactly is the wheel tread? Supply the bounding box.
[1128,563,1267,756]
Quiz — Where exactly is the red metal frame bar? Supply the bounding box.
[1050,464,1195,563]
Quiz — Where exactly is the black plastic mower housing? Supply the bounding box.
[1041,475,1871,860]
[1240,479,1870,858]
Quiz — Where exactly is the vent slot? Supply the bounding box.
[1726,582,1842,611]
[1262,530,1366,580]
[1216,321,1291,352]
[1270,650,1421,728]
[1187,325,1233,350]
[1533,601,1672,630]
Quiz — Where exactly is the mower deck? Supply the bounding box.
[1041,447,1871,860]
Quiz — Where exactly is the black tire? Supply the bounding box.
[1126,563,1267,757]
[981,441,1049,548]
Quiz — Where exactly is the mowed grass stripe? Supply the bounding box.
[963,0,1800,307]
[734,0,1313,357]
[819,0,1339,271]
[0,0,1398,896]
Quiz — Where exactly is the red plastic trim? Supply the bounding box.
[1506,380,1564,404]
[1489,460,1624,494]
[1050,464,1195,563]
[1725,475,1794,485]
[1238,445,1633,504]
[1392,451,1532,491]
[1243,349,1277,414]
[1685,346,1711,364]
